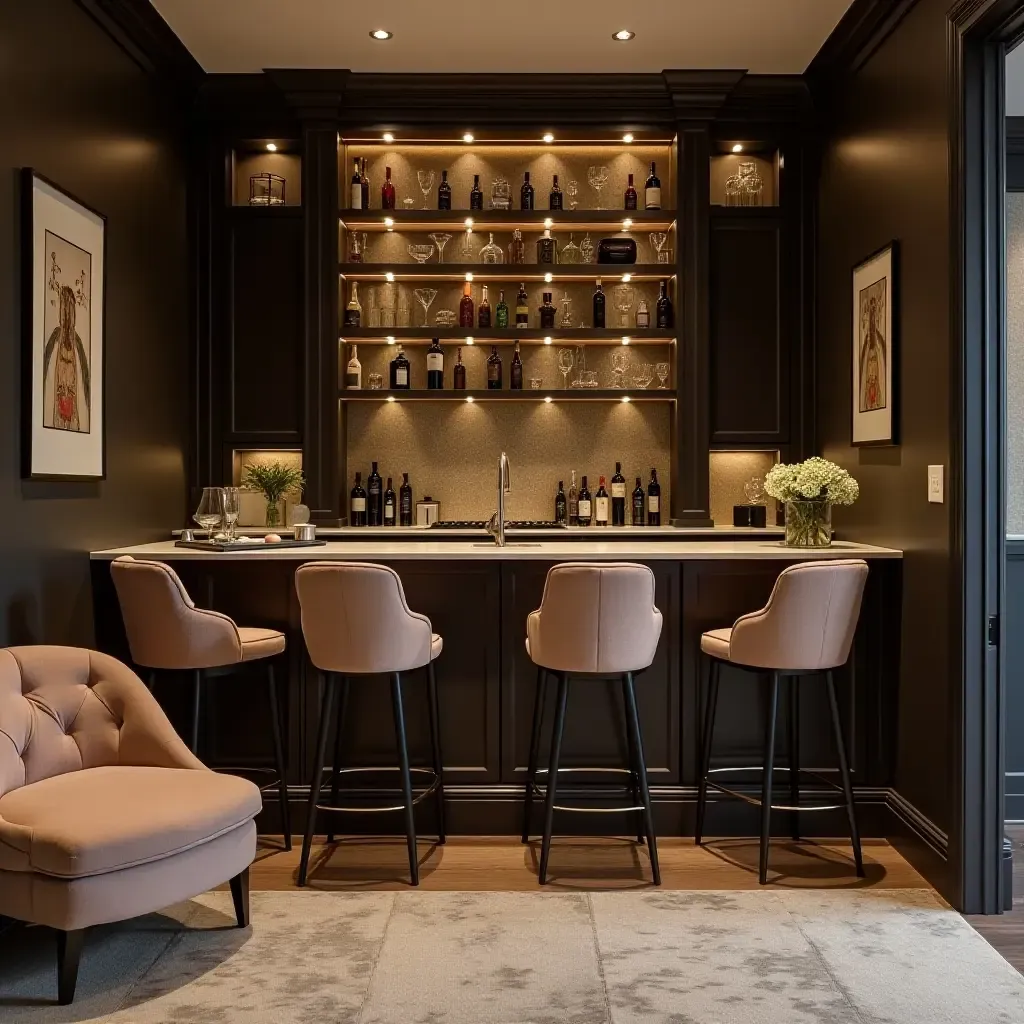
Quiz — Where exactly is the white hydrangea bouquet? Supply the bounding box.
[763,457,859,547]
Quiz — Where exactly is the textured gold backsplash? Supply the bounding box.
[708,450,779,526]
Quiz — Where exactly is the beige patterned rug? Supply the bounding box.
[1,889,1023,1023]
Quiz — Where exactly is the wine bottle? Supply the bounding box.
[539,292,556,329]
[577,476,593,527]
[510,339,523,389]
[632,476,645,526]
[508,228,525,264]
[383,476,396,526]
[470,174,483,210]
[624,172,638,211]
[495,290,510,328]
[647,467,661,526]
[636,299,650,328]
[645,162,661,210]
[350,158,363,209]
[593,278,606,329]
[427,337,444,389]
[478,285,492,328]
[368,461,382,525]
[516,283,529,328]
[656,279,674,328]
[382,165,396,210]
[399,472,413,526]
[549,174,563,210]
[568,469,579,526]
[611,462,626,526]
[344,344,362,390]
[360,158,370,210]
[350,472,367,527]
[453,346,466,390]
[344,281,362,328]
[595,477,610,526]
[459,282,474,328]
[555,480,567,524]
[521,171,534,210]
[536,228,556,264]
[438,169,452,210]
[390,344,411,389]
[487,345,503,389]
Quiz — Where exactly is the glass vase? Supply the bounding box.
[265,499,282,528]
[784,499,832,548]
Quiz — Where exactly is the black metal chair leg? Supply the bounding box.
[267,661,292,851]
[190,669,202,755]
[391,672,419,886]
[788,675,800,842]
[759,672,780,884]
[426,660,446,844]
[326,676,349,845]
[522,666,548,843]
[826,670,865,878]
[229,866,250,927]
[538,673,569,885]
[56,928,85,1005]
[298,672,335,886]
[621,675,645,846]
[146,669,157,693]
[695,657,720,846]
[625,672,661,886]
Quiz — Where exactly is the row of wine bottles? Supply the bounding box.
[557,465,662,527]
[345,342,524,390]
[349,463,414,526]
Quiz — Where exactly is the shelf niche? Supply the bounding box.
[710,151,778,208]
[232,141,302,207]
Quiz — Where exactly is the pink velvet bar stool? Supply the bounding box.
[696,558,869,884]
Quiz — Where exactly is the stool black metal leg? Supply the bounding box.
[326,676,349,845]
[146,669,157,693]
[298,671,335,887]
[620,676,645,846]
[391,672,419,886]
[267,660,292,851]
[427,660,446,845]
[190,669,202,755]
[538,673,569,885]
[522,667,548,843]
[625,672,660,885]
[826,670,865,878]
[695,657,720,846]
[759,672,780,884]
[788,675,800,842]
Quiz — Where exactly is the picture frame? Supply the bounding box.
[851,241,898,446]
[21,169,107,480]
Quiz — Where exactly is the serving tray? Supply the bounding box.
[175,539,328,552]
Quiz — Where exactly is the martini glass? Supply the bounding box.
[587,165,610,210]
[414,287,438,327]
[417,169,435,210]
[429,232,452,263]
[656,361,670,388]
[613,283,635,328]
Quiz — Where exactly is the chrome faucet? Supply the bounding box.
[486,452,511,546]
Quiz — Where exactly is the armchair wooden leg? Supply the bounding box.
[229,866,251,927]
[56,928,85,1005]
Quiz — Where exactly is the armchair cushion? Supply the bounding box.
[238,627,286,661]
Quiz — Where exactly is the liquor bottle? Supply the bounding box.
[344,281,362,328]
[632,476,645,526]
[345,344,362,389]
[521,171,534,210]
[453,346,467,390]
[360,158,370,210]
[459,283,475,328]
[510,339,523,389]
[427,337,444,389]
[495,290,510,328]
[549,174,563,210]
[382,165,396,210]
[508,228,525,264]
[611,462,626,526]
[595,477,610,526]
[478,285,492,328]
[399,472,413,526]
[390,344,411,389]
[383,476,396,525]
[539,292,556,329]
[577,475,593,527]
[624,173,638,211]
[350,472,367,526]
[470,174,483,210]
[636,299,650,328]
[487,345,503,389]
[516,283,529,328]
[645,162,661,210]
[656,279,674,328]
[438,169,452,210]
[593,278,606,329]
[555,480,567,524]
[350,158,363,209]
[568,470,579,525]
[367,461,382,525]
[536,228,556,264]
[647,468,661,526]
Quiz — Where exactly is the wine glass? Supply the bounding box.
[587,165,610,209]
[194,487,225,537]
[566,179,580,211]
[613,283,635,328]
[656,361,670,389]
[429,232,452,262]
[222,487,240,540]
[611,350,631,388]
[649,231,668,263]
[414,287,438,327]
[557,348,574,389]
[417,169,435,210]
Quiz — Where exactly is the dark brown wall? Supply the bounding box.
[0,0,188,646]
[817,0,952,834]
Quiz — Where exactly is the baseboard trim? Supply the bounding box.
[885,789,948,857]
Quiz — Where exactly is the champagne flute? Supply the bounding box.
[194,487,225,538]
[557,348,574,389]
[417,169,435,210]
[222,487,240,540]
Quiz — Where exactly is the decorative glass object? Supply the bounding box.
[566,179,580,210]
[726,161,763,207]
[407,243,433,264]
[557,348,574,388]
[414,287,438,327]
[611,350,630,388]
[435,309,457,326]
[507,228,525,264]
[347,231,368,262]
[656,361,670,388]
[479,232,504,264]
[587,165,610,209]
[460,229,475,261]
[222,487,240,540]
[368,373,383,390]
[249,173,285,206]
[784,499,832,548]
[529,378,543,389]
[632,362,655,389]
[194,487,225,533]
[416,169,435,209]
[571,345,586,387]
[559,293,574,327]
[580,370,599,388]
[397,304,411,327]
[559,234,581,264]
[429,232,452,262]
[402,198,415,210]
[657,247,674,264]
[744,476,766,505]
[379,282,396,328]
[490,176,512,210]
[613,283,635,328]
[579,233,595,264]
[649,231,668,263]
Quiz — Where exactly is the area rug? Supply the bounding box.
[1,888,1023,1023]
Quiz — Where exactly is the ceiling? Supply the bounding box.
[149,0,855,75]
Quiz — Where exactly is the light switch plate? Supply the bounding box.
[928,465,944,503]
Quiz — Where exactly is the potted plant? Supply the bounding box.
[242,461,305,528]
[763,457,859,548]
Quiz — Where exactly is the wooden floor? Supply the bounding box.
[966,825,1024,974]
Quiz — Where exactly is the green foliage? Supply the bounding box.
[243,461,305,502]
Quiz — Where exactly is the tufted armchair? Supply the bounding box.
[0,646,262,1004]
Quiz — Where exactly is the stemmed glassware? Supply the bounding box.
[587,165,610,209]
[429,232,452,263]
[557,348,574,389]
[413,287,438,327]
[222,487,240,540]
[656,361,670,389]
[611,350,631,388]
[460,229,475,261]
[571,344,587,387]
[417,169,435,210]
[566,180,580,210]
[194,487,225,537]
[613,283,635,328]
[649,231,668,263]
[407,244,434,264]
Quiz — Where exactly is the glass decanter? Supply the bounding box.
[479,232,504,264]
[490,176,511,210]
[559,233,581,264]
[726,161,763,207]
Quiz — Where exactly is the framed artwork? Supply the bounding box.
[21,169,106,480]
[851,241,898,446]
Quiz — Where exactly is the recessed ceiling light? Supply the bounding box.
[462,133,474,143]
[266,143,277,152]
[386,336,395,345]
[621,396,631,403]
[621,273,632,283]
[542,133,555,144]
[613,29,635,41]
[466,336,475,345]
[383,132,395,143]
[385,271,395,282]
[383,217,394,227]
[732,143,743,153]
[544,272,553,283]
[544,396,553,403]
[370,29,392,40]
[466,272,474,282]
[466,396,474,403]
[622,218,633,230]
[622,133,634,144]
[544,336,552,345]
[543,217,553,229]
[386,395,396,402]
[464,217,474,228]
[621,336,631,345]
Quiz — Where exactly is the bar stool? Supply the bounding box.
[109,555,291,849]
[294,562,445,887]
[522,562,663,885]
[695,558,869,884]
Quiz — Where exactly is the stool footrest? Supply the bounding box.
[706,765,847,812]
[530,766,643,813]
[315,766,441,815]
[212,765,283,795]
